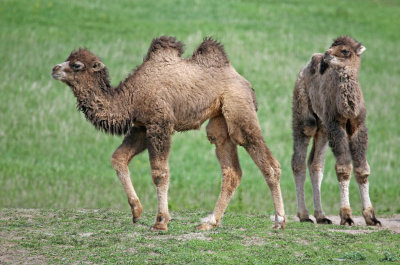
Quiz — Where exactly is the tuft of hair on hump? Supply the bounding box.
[192,37,230,67]
[331,36,362,52]
[144,36,184,61]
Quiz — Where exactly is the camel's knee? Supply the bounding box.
[151,168,169,186]
[354,162,370,184]
[308,162,324,173]
[291,155,306,175]
[265,165,282,187]
[335,163,352,182]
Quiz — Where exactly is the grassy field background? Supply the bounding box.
[1,0,399,218]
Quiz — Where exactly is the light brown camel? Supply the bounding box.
[51,36,286,231]
[291,36,381,226]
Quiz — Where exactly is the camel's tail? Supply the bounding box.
[144,36,184,61]
[192,37,230,67]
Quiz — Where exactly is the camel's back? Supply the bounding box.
[129,36,255,130]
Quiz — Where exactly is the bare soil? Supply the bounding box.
[286,214,400,233]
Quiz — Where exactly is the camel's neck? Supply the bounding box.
[337,66,359,81]
[70,72,135,135]
[336,66,361,95]
[335,66,363,118]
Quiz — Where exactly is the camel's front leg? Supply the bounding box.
[327,121,354,225]
[349,124,381,226]
[146,124,172,231]
[111,127,147,223]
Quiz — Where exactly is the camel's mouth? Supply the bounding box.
[51,61,70,81]
[323,54,334,63]
[51,72,63,80]
[323,55,343,69]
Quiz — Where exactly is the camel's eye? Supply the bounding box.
[72,61,84,70]
[341,49,350,56]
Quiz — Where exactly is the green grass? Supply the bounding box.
[1,0,400,218]
[1,209,399,264]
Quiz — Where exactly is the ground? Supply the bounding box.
[288,215,400,234]
[1,209,399,264]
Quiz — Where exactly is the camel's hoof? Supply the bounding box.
[132,216,140,224]
[300,218,314,224]
[149,213,170,231]
[340,207,354,226]
[316,217,332,224]
[366,217,382,227]
[131,208,142,224]
[131,209,142,223]
[340,217,354,226]
[273,215,286,229]
[150,223,168,231]
[363,208,382,226]
[196,223,217,231]
[129,199,143,224]
[273,223,285,229]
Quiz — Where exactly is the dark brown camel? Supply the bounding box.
[291,36,381,226]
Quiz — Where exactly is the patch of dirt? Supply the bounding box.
[79,232,94,237]
[326,215,400,234]
[243,236,265,246]
[279,215,400,233]
[0,230,47,264]
[327,229,376,234]
[0,245,47,265]
[154,232,212,241]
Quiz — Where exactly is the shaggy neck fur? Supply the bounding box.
[335,66,362,118]
[69,68,134,135]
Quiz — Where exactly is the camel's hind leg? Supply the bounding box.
[307,128,331,224]
[111,126,147,223]
[291,80,316,223]
[349,123,381,226]
[242,123,285,229]
[224,111,285,228]
[292,130,312,223]
[197,116,242,230]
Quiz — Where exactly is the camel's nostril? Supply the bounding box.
[52,65,61,72]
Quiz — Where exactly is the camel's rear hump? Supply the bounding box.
[192,37,230,67]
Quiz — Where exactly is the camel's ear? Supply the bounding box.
[92,61,105,71]
[357,45,366,56]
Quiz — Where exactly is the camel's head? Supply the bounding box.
[322,36,365,70]
[51,49,106,85]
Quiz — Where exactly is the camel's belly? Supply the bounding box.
[173,98,222,132]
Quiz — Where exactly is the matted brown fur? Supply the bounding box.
[51,36,286,231]
[291,36,381,227]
